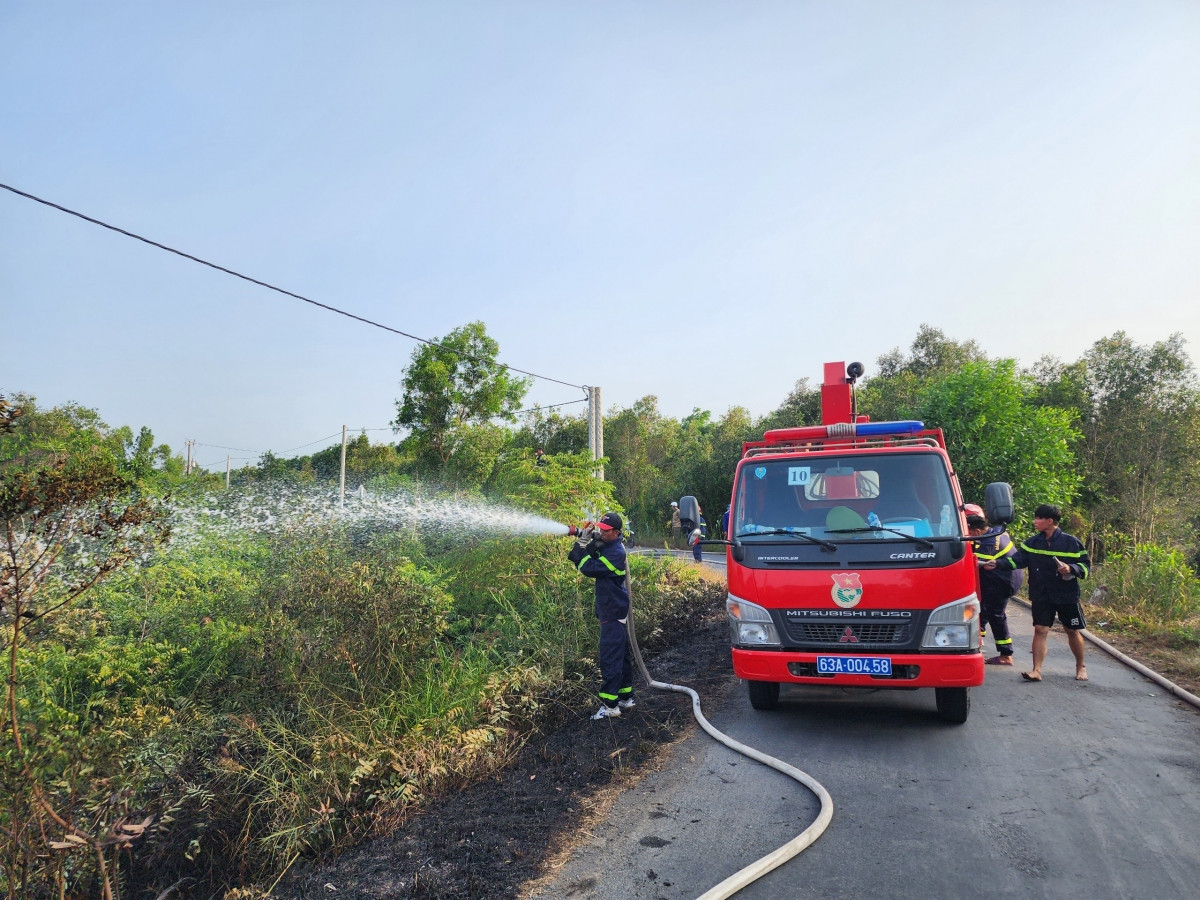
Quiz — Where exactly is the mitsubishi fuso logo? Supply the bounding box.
[838,626,859,643]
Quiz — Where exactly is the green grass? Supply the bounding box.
[2,526,713,898]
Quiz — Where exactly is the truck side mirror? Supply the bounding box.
[984,482,1014,524]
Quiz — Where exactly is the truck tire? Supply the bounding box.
[935,686,970,724]
[748,680,780,710]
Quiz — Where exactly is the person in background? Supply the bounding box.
[669,501,681,548]
[567,513,636,719]
[966,503,1021,666]
[721,505,731,539]
[689,527,704,563]
[990,504,1090,683]
[535,447,547,466]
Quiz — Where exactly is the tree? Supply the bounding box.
[510,406,589,457]
[860,325,988,422]
[393,322,531,479]
[490,449,619,523]
[758,379,821,433]
[0,396,23,435]
[602,397,681,538]
[875,324,986,379]
[442,423,509,493]
[914,359,1081,528]
[1072,333,1200,555]
[672,406,758,531]
[1,401,170,898]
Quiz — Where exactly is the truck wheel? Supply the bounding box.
[748,680,780,710]
[935,687,970,724]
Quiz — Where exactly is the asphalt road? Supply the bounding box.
[529,598,1200,900]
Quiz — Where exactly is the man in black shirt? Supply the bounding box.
[568,512,635,719]
[991,504,1090,682]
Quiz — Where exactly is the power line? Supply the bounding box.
[1,182,586,391]
[196,458,255,469]
[279,431,346,454]
[194,442,261,453]
[510,398,588,416]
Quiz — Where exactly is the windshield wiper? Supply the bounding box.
[825,527,936,550]
[735,528,837,552]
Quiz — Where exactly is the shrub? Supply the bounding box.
[1096,543,1200,625]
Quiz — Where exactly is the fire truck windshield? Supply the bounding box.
[734,451,962,543]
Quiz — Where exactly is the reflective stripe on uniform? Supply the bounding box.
[1017,542,1087,558]
[974,533,1013,562]
[597,555,626,576]
[577,553,626,577]
[1017,541,1089,576]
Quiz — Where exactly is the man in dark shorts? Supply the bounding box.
[991,504,1091,682]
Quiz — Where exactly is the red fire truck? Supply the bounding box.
[725,361,1012,723]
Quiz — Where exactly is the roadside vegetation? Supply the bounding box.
[4,322,1200,896]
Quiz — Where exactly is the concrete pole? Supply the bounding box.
[185,440,193,475]
[588,386,604,480]
[339,425,348,507]
[226,455,231,489]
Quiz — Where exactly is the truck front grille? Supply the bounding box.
[785,622,911,647]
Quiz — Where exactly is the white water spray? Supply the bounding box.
[164,484,569,549]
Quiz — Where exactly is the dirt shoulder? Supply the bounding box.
[1086,627,1200,698]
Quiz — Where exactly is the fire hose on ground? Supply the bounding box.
[622,567,834,900]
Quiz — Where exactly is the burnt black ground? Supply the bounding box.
[279,600,732,900]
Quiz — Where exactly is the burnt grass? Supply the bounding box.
[279,590,733,900]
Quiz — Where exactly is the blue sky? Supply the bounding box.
[3,1,1198,470]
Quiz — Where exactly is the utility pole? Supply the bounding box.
[185,440,193,475]
[587,386,604,480]
[226,455,231,489]
[339,425,347,507]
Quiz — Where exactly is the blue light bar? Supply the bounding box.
[855,420,925,436]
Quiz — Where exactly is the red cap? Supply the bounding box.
[597,512,623,531]
[963,503,985,519]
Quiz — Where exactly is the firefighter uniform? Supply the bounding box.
[568,531,634,711]
[1002,527,1090,629]
[973,526,1022,659]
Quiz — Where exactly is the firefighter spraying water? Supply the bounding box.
[564,514,636,719]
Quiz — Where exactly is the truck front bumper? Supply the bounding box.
[731,648,984,688]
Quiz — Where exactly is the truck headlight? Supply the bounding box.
[921,594,980,650]
[727,594,781,647]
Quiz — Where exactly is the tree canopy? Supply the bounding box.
[392,322,531,485]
